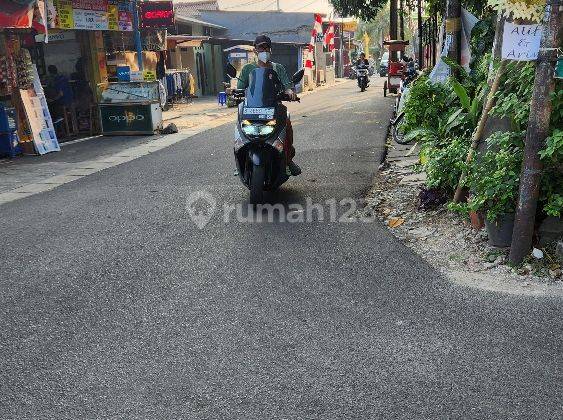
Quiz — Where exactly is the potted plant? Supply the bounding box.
[464,131,524,247]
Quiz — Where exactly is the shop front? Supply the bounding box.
[1,0,61,157]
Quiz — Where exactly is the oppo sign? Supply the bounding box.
[108,114,145,122]
[140,1,175,29]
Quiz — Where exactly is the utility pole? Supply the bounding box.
[389,0,398,60]
[509,0,561,265]
[399,0,405,41]
[445,0,461,64]
[417,0,423,67]
[132,0,144,71]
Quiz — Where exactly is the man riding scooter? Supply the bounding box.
[354,52,370,91]
[237,35,301,176]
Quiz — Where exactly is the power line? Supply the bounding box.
[222,0,273,10]
[292,0,319,12]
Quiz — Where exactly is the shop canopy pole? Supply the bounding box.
[132,0,144,71]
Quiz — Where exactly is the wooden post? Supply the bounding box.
[399,0,405,41]
[390,0,398,61]
[445,0,461,64]
[509,1,561,265]
[417,0,423,67]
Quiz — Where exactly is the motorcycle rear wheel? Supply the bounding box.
[249,164,265,204]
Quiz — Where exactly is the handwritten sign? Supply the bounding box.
[502,22,543,61]
[55,0,74,29]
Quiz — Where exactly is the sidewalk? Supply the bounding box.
[0,80,349,205]
[366,138,563,296]
[0,96,236,204]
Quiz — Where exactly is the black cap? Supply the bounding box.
[254,35,272,48]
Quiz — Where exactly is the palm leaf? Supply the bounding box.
[451,79,470,112]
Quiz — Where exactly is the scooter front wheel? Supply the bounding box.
[249,164,265,204]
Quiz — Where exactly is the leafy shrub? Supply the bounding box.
[540,128,563,217]
[490,62,535,129]
[423,136,471,191]
[464,131,525,221]
[401,75,453,134]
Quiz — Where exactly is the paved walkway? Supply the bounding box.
[0,81,346,203]
[0,97,237,202]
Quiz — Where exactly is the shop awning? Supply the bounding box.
[167,35,210,48]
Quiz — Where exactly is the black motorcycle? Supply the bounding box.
[356,64,369,92]
[226,64,304,204]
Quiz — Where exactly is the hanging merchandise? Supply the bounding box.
[19,66,60,154]
[15,49,34,90]
[0,35,19,96]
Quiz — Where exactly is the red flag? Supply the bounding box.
[324,21,335,52]
[305,14,323,69]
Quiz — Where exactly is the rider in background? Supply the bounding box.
[355,52,369,67]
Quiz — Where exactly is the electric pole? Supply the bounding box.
[417,0,423,67]
[509,0,561,265]
[390,0,398,60]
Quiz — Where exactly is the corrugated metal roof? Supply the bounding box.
[174,1,219,18]
[198,11,315,44]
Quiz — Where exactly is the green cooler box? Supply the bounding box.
[99,81,164,135]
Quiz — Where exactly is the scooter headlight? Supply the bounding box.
[241,123,261,136]
[240,120,276,137]
[259,125,275,136]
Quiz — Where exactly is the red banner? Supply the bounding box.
[0,0,35,28]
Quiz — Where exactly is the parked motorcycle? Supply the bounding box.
[356,64,369,92]
[223,81,245,108]
[226,63,304,204]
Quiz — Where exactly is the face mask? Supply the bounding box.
[257,51,271,63]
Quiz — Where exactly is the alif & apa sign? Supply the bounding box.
[501,22,543,61]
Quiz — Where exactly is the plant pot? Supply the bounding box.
[485,213,515,247]
[469,210,485,230]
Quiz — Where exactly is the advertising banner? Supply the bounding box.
[99,104,153,133]
[48,0,132,31]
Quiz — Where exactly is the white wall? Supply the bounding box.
[42,36,82,76]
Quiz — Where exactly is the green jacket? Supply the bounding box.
[237,62,291,90]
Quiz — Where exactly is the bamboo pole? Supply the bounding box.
[453,60,507,203]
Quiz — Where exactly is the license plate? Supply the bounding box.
[390,77,402,85]
[244,107,275,118]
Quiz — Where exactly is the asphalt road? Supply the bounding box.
[1,78,561,419]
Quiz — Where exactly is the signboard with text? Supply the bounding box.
[139,1,174,29]
[49,0,133,31]
[501,22,543,61]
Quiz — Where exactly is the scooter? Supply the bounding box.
[226,63,304,204]
[356,64,369,92]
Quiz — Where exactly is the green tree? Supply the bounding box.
[330,0,388,21]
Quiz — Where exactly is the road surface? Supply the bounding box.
[1,78,561,418]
